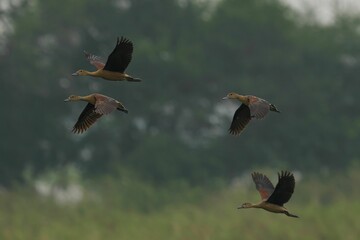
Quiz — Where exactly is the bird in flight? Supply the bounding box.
[64,93,128,134]
[72,37,141,82]
[238,171,299,218]
[222,92,280,135]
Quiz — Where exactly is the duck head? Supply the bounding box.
[72,69,88,76]
[64,95,81,102]
[222,92,249,104]
[237,202,253,209]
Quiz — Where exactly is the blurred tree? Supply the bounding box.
[0,0,359,187]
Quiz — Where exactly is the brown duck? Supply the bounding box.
[64,93,128,134]
[238,171,299,218]
[72,37,141,82]
[222,92,280,135]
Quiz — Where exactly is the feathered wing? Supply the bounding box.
[251,172,275,201]
[93,94,119,115]
[84,51,106,70]
[103,37,133,72]
[248,97,270,119]
[266,171,295,206]
[229,104,251,135]
[72,103,103,134]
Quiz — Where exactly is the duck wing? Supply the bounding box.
[103,37,133,73]
[266,171,295,206]
[84,51,105,70]
[251,172,275,201]
[248,96,270,119]
[93,94,120,115]
[72,103,102,134]
[229,104,251,135]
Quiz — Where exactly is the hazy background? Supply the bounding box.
[0,0,359,239]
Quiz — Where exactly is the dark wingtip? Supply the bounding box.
[118,36,132,44]
[280,170,293,177]
[228,129,237,136]
[72,128,82,134]
[229,128,244,136]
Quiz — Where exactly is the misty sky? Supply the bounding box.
[282,0,360,24]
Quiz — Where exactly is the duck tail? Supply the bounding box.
[126,76,142,82]
[285,212,299,218]
[270,104,280,113]
[117,107,128,114]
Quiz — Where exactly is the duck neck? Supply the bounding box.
[250,203,262,209]
[78,95,95,104]
[242,203,261,209]
[235,94,248,105]
[83,70,99,77]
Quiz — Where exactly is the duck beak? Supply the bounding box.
[64,98,70,102]
[237,206,244,209]
[71,72,79,76]
[222,96,229,100]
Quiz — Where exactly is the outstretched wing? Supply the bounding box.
[248,96,270,119]
[229,104,251,135]
[84,51,106,70]
[93,94,119,115]
[266,171,295,206]
[72,103,102,134]
[251,172,275,201]
[103,37,133,72]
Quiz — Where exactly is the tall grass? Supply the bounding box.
[0,167,359,240]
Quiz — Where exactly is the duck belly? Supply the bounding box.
[262,203,287,214]
[99,70,126,81]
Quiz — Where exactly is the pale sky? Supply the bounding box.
[281,0,360,24]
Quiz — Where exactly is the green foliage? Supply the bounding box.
[0,169,359,240]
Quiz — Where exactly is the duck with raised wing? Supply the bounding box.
[222,92,280,135]
[64,93,128,134]
[238,171,299,218]
[72,37,141,82]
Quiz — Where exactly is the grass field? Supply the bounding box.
[0,168,359,240]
